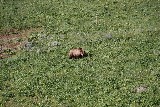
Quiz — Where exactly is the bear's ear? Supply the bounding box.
[78,47,82,50]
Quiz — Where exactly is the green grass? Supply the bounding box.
[0,0,160,107]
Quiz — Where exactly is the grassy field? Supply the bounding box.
[0,0,160,106]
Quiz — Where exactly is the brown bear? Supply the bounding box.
[68,48,86,59]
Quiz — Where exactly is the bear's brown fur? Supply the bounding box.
[68,48,85,59]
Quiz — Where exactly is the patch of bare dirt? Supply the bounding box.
[0,28,43,59]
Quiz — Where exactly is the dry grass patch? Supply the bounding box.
[0,28,43,59]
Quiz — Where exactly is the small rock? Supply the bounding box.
[38,33,46,37]
[153,50,160,55]
[135,86,147,93]
[50,41,61,46]
[105,34,112,39]
[59,34,64,38]
[24,42,33,50]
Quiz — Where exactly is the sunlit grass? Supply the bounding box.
[0,0,160,107]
